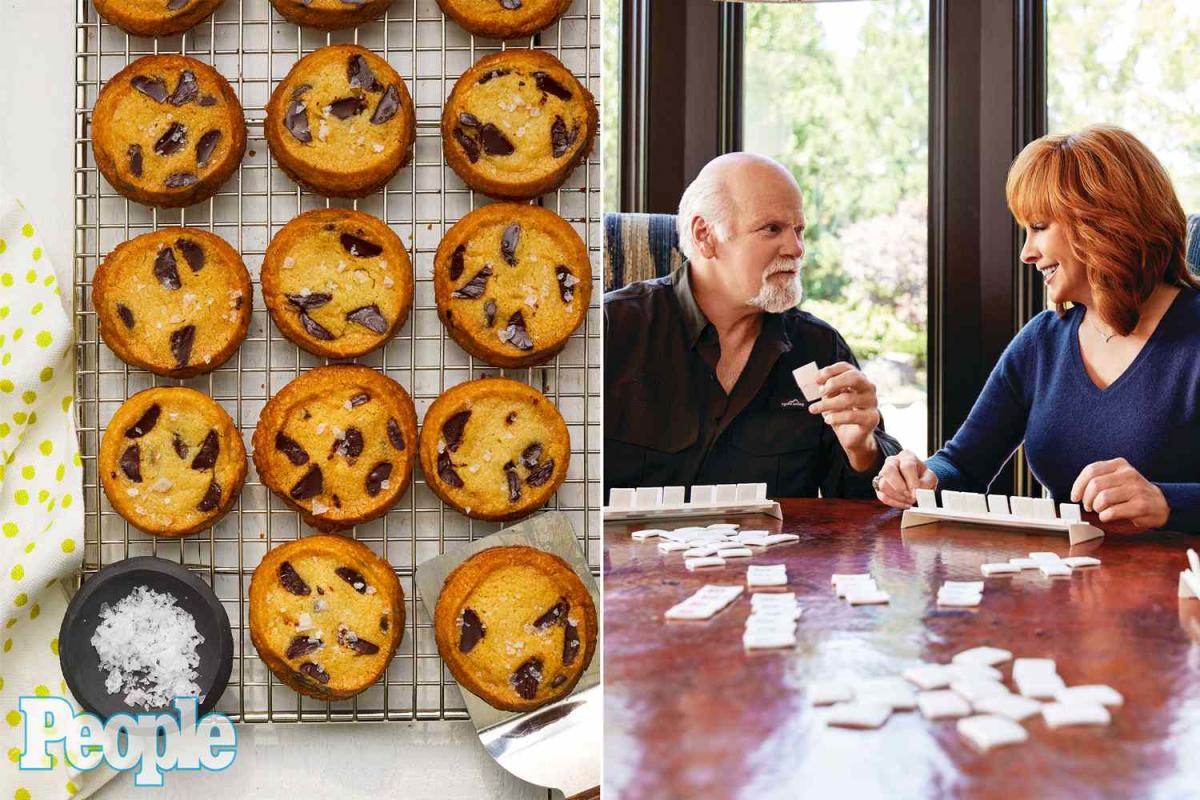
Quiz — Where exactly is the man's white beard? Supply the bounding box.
[746,258,803,313]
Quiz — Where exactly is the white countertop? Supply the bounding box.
[0,2,556,797]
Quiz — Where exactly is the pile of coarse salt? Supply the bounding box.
[90,585,205,709]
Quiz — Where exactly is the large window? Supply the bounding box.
[1048,0,1200,215]
[743,0,930,456]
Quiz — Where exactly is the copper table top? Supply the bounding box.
[602,498,1200,800]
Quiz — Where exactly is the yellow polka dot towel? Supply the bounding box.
[0,194,113,798]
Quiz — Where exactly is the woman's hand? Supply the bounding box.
[874,449,938,508]
[1070,457,1169,530]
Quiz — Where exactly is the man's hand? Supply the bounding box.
[874,450,938,508]
[1070,457,1169,530]
[808,362,882,471]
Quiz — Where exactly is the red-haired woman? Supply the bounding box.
[875,125,1200,531]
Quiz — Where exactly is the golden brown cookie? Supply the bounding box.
[92,228,252,377]
[252,366,418,532]
[434,203,591,368]
[442,49,596,200]
[100,387,246,537]
[249,535,404,701]
[268,0,396,30]
[261,209,413,358]
[93,0,225,37]
[418,377,568,521]
[92,55,246,208]
[265,45,416,198]
[436,0,572,40]
[434,545,596,711]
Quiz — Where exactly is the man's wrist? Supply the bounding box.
[844,435,881,474]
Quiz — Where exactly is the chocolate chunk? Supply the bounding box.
[285,95,312,143]
[500,0,522,8]
[285,292,332,311]
[478,68,510,84]
[509,657,543,700]
[380,615,389,632]
[556,266,577,303]
[350,392,371,407]
[195,129,221,168]
[175,238,205,272]
[299,311,334,341]
[551,674,567,688]
[453,127,480,163]
[562,620,581,666]
[329,95,368,120]
[164,172,198,188]
[386,418,406,451]
[370,84,400,125]
[340,233,383,259]
[551,115,580,158]
[298,662,330,684]
[347,54,383,92]
[526,458,555,487]
[501,223,520,266]
[131,75,168,103]
[337,628,380,655]
[506,465,521,503]
[335,566,368,592]
[458,608,485,653]
[534,72,573,101]
[484,299,496,327]
[346,304,388,334]
[480,123,515,156]
[279,561,311,595]
[196,479,222,512]
[275,431,309,466]
[449,244,466,281]
[286,636,321,660]
[167,70,199,106]
[337,427,364,459]
[451,265,492,300]
[505,411,517,425]
[197,94,217,107]
[167,0,190,9]
[125,405,160,438]
[289,464,323,500]
[172,433,189,460]
[500,310,533,350]
[365,461,392,497]
[119,444,142,482]
[170,325,195,368]
[190,429,219,470]
[437,450,464,488]
[442,410,470,452]
[457,112,481,130]
[116,303,135,329]
[154,247,181,290]
[533,598,568,630]
[128,144,143,177]
[521,442,543,469]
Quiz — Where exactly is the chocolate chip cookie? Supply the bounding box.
[434,203,590,368]
[268,0,396,30]
[442,49,596,200]
[92,228,252,377]
[252,365,418,532]
[100,387,246,537]
[92,55,247,208]
[434,545,596,711]
[249,535,404,701]
[93,0,226,37]
[436,0,572,40]
[265,45,416,198]
[261,209,413,358]
[418,377,568,521]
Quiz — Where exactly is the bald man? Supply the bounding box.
[604,153,901,498]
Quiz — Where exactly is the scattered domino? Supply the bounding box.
[761,533,801,546]
[937,593,982,608]
[743,630,797,650]
[1061,556,1101,568]
[1016,674,1066,700]
[1009,558,1039,570]
[719,547,754,559]
[1029,552,1062,563]
[943,581,984,593]
[957,714,1029,751]
[1055,684,1123,707]
[917,690,972,720]
[902,663,956,691]
[1012,658,1057,683]
[949,663,1004,683]
[747,564,788,588]
[1039,561,1073,577]
[845,589,891,606]
[1041,701,1111,728]
[981,562,1020,576]
[792,361,822,402]
[657,541,691,553]
[835,577,878,597]
[831,573,871,584]
[685,556,726,571]
[855,677,917,711]
[952,646,1013,667]
[751,592,797,609]
[971,693,1042,722]
[826,701,892,730]
[664,585,743,620]
[949,678,1009,704]
[631,528,666,541]
[809,680,853,706]
[705,523,740,531]
[683,546,721,558]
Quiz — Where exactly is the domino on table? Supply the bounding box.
[809,680,853,706]
[1055,684,1123,707]
[1041,702,1111,728]
[826,702,892,729]
[1061,556,1101,568]
[1016,674,1066,700]
[957,715,1029,751]
[971,693,1042,722]
[657,541,691,553]
[747,564,789,588]
[917,690,972,720]
[664,585,743,620]
[952,646,1012,667]
[949,678,1009,704]
[631,528,667,541]
[854,677,917,711]
[902,663,956,691]
[686,556,726,571]
[981,562,1020,576]
[1039,561,1073,578]
[845,589,891,606]
[1011,658,1057,683]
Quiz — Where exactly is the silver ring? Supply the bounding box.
[871,474,883,493]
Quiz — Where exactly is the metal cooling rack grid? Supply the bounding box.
[73,0,600,723]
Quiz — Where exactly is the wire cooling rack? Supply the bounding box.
[73,0,600,723]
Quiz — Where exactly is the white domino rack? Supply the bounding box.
[901,489,1104,546]
[603,483,783,523]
